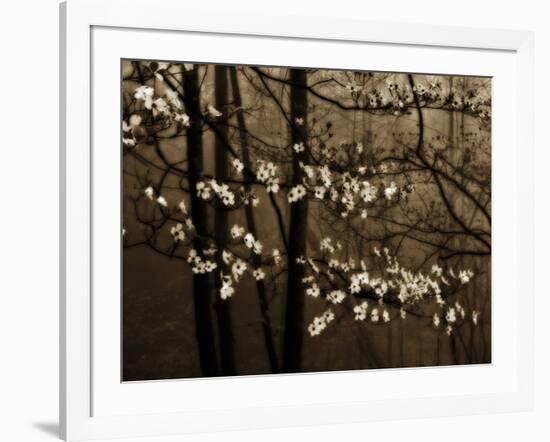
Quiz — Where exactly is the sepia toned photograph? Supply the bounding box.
[121,60,491,381]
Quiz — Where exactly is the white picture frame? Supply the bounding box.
[60,0,534,440]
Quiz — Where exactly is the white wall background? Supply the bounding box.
[0,1,547,441]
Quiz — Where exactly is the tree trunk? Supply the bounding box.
[229,67,280,374]
[183,66,219,377]
[213,65,237,376]
[282,69,309,372]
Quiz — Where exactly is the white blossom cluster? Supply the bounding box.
[140,188,195,242]
[349,271,370,294]
[133,85,190,129]
[187,249,217,274]
[353,301,369,321]
[307,309,335,337]
[255,160,280,193]
[122,114,142,147]
[195,179,236,207]
[243,232,263,254]
[298,238,479,336]
[335,73,491,120]
[287,184,307,203]
[320,237,336,254]
[281,158,414,221]
[380,77,491,119]
[207,224,284,300]
[220,273,235,300]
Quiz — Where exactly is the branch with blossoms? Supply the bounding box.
[296,242,479,338]
[250,67,491,123]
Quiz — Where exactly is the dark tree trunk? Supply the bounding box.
[229,67,280,374]
[213,65,237,376]
[282,69,309,372]
[183,66,219,377]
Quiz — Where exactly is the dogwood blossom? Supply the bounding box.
[314,186,326,199]
[244,233,255,249]
[220,276,235,300]
[230,224,245,239]
[232,259,247,281]
[327,290,346,304]
[157,196,168,207]
[232,158,244,173]
[472,310,480,326]
[170,223,185,242]
[353,301,369,321]
[253,268,265,281]
[293,142,305,153]
[288,185,306,203]
[253,240,263,255]
[222,250,233,264]
[458,270,474,284]
[445,307,457,323]
[266,179,280,194]
[306,284,320,298]
[196,182,211,200]
[144,186,154,200]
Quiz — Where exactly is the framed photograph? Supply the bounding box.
[60,0,534,440]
